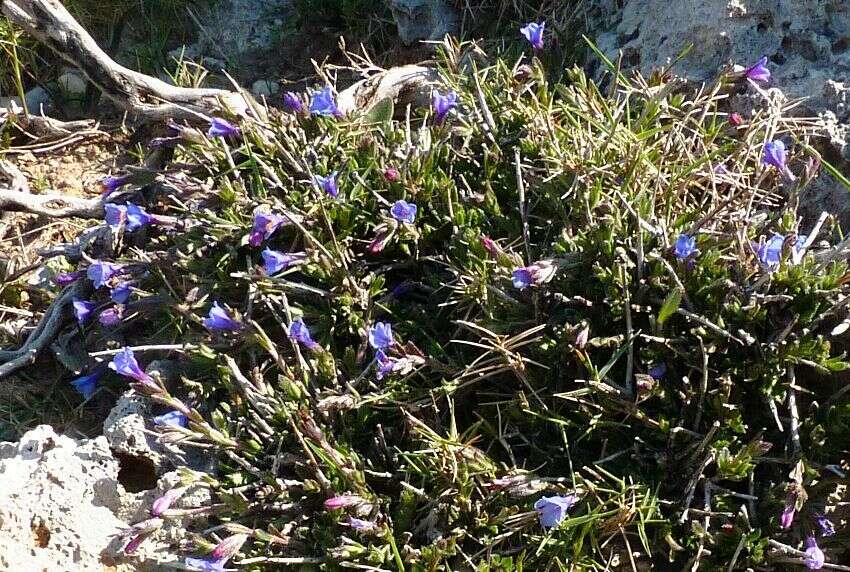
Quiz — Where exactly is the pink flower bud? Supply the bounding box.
[324,494,364,510]
[210,533,249,561]
[383,168,400,182]
[151,487,188,517]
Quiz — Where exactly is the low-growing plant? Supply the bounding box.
[10,35,850,570]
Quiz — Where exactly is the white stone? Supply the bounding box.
[251,79,280,98]
[57,71,87,98]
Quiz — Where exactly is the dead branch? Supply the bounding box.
[1,103,98,139]
[337,65,438,116]
[0,160,103,218]
[1,0,251,120]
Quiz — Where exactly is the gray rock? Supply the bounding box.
[252,79,280,99]
[388,0,457,44]
[57,70,87,99]
[24,86,52,114]
[590,0,850,224]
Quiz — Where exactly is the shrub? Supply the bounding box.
[37,40,850,569]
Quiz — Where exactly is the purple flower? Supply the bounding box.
[282,91,304,114]
[816,515,835,537]
[648,362,667,380]
[96,174,131,196]
[763,140,796,181]
[375,349,397,380]
[72,299,96,324]
[98,306,124,327]
[289,318,320,350]
[745,56,771,83]
[310,86,340,117]
[512,268,534,290]
[262,248,304,275]
[71,369,104,400]
[210,534,249,561]
[348,517,377,532]
[151,487,187,517]
[520,22,545,51]
[324,494,364,510]
[207,117,240,138]
[202,301,242,332]
[87,261,123,289]
[248,212,288,247]
[109,347,155,385]
[674,234,697,260]
[368,322,393,350]
[110,282,132,304]
[780,500,795,529]
[314,172,339,198]
[534,494,578,528]
[184,557,226,572]
[55,271,83,286]
[390,200,417,223]
[432,90,458,124]
[804,536,825,570]
[753,234,806,270]
[153,410,189,428]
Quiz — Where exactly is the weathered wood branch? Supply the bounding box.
[0,160,103,218]
[337,65,438,116]
[1,0,251,120]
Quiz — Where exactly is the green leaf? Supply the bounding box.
[658,288,683,326]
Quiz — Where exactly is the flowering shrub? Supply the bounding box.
[40,39,850,569]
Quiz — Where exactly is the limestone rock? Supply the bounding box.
[57,70,87,99]
[388,0,457,44]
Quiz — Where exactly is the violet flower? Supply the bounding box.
[534,494,578,528]
[375,349,397,380]
[512,268,534,290]
[72,299,96,324]
[512,260,558,290]
[348,517,377,532]
[289,318,320,351]
[262,248,304,275]
[87,260,123,289]
[816,515,835,537]
[674,234,698,260]
[105,202,154,232]
[203,301,242,332]
[314,172,339,198]
[520,22,545,51]
[763,140,796,181]
[390,200,417,223]
[183,557,226,572]
[368,322,393,350]
[151,487,187,517]
[745,56,771,83]
[55,271,83,286]
[248,212,288,247]
[310,86,340,117]
[432,90,458,124]
[111,282,132,304]
[96,174,131,196]
[282,91,304,114]
[804,536,825,570]
[153,410,189,428]
[207,117,240,138]
[780,500,795,529]
[648,363,667,380]
[71,369,105,400]
[98,306,124,327]
[109,347,155,386]
[753,234,807,270]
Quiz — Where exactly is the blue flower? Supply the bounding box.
[153,410,188,428]
[105,201,153,231]
[71,369,104,400]
[745,55,771,83]
[815,515,835,537]
[73,299,96,324]
[283,91,304,114]
[310,86,340,117]
[763,140,796,181]
[55,271,83,286]
[432,90,458,124]
[248,212,288,247]
[207,118,240,138]
[105,203,126,227]
[753,234,807,270]
[98,306,123,327]
[184,557,225,572]
[534,494,578,528]
[348,517,377,532]
[512,268,533,290]
[375,349,397,380]
[673,234,697,260]
[87,261,123,289]
[390,200,417,223]
[96,174,131,196]
[289,318,320,350]
[262,248,302,275]
[314,172,339,198]
[202,302,242,332]
[648,362,667,380]
[110,282,132,304]
[520,22,545,50]
[804,536,825,570]
[368,322,393,350]
[109,347,155,386]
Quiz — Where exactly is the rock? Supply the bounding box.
[57,70,87,99]
[103,391,166,479]
[590,0,850,224]
[252,79,280,99]
[0,95,22,110]
[388,0,457,44]
[24,86,52,114]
